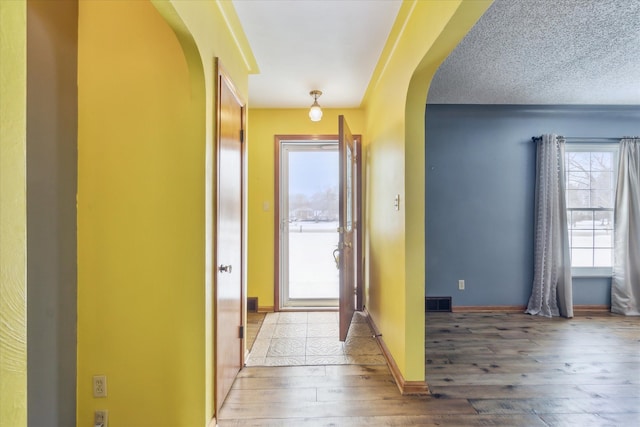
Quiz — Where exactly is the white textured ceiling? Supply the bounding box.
[429,0,640,105]
[233,0,640,108]
[232,0,402,108]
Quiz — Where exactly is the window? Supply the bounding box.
[565,144,618,276]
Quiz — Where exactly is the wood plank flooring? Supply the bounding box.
[246,311,266,352]
[219,312,640,426]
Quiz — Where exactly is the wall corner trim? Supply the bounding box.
[363,308,430,396]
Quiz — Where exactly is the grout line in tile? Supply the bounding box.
[248,311,381,366]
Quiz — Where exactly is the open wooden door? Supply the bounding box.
[338,115,356,341]
[215,63,244,415]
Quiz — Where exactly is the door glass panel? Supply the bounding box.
[281,143,339,307]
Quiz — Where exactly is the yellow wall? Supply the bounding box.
[0,2,27,426]
[362,0,492,381]
[77,0,253,425]
[77,1,205,426]
[246,108,365,308]
[77,2,205,426]
[160,0,254,420]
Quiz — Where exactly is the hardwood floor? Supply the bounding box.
[246,311,266,352]
[219,312,640,426]
[426,312,640,426]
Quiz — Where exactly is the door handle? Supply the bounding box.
[332,248,340,270]
[218,264,232,273]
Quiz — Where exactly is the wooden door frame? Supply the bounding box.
[214,59,246,416]
[273,134,362,312]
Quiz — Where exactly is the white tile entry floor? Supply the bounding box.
[245,311,387,366]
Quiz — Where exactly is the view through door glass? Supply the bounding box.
[281,142,339,308]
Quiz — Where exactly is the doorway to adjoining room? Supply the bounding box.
[278,141,340,309]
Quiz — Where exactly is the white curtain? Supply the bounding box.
[611,138,640,316]
[526,134,573,318]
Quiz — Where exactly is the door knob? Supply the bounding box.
[218,264,232,273]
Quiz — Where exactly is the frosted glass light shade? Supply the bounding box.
[309,104,323,121]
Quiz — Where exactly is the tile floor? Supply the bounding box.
[245,311,387,366]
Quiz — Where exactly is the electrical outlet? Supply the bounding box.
[94,410,108,427]
[93,375,107,398]
[458,280,465,290]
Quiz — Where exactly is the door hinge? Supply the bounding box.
[240,129,244,143]
[239,325,244,339]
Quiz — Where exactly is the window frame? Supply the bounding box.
[564,143,619,278]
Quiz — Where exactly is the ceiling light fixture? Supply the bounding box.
[309,90,323,122]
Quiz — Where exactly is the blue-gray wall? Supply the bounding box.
[425,105,640,307]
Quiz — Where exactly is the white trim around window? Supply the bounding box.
[565,142,619,278]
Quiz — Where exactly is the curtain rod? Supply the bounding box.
[530,136,637,142]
